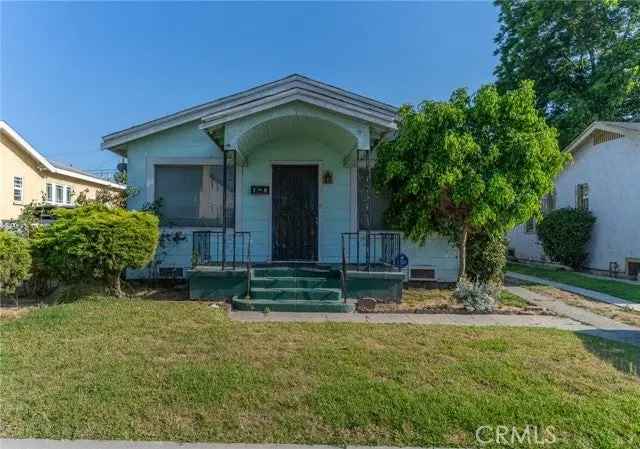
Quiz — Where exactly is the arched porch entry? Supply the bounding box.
[220,104,365,263]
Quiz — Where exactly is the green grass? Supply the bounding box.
[1,299,639,448]
[498,290,530,308]
[507,262,640,303]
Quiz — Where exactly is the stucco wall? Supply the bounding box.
[1,134,110,221]
[508,134,640,273]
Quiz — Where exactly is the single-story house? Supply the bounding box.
[102,75,459,310]
[508,121,640,279]
[1,121,125,222]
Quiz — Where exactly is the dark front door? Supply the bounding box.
[272,165,318,261]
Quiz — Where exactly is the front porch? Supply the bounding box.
[188,231,406,312]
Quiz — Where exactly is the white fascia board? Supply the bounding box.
[564,121,636,153]
[1,121,124,190]
[200,89,397,131]
[101,75,398,150]
[52,167,126,190]
[1,121,55,171]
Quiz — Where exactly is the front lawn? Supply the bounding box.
[507,262,640,303]
[1,299,639,448]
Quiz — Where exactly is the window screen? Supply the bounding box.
[155,165,230,226]
[358,168,391,230]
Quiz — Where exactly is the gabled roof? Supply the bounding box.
[565,121,640,153]
[101,74,398,152]
[0,121,124,189]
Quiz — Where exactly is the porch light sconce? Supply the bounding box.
[322,170,333,184]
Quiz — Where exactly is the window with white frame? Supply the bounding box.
[154,165,228,226]
[13,176,23,202]
[46,183,53,202]
[542,189,556,214]
[55,185,64,204]
[65,186,73,205]
[576,183,589,210]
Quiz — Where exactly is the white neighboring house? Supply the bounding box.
[508,121,640,279]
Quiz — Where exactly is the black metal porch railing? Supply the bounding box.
[341,232,402,272]
[192,231,251,270]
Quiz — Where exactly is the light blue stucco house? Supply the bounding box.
[102,75,458,310]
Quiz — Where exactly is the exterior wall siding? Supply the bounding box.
[1,134,117,221]
[125,110,459,282]
[508,134,640,273]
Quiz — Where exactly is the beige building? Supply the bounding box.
[1,121,124,221]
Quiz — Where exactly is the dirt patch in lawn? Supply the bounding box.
[528,285,640,328]
[364,287,554,315]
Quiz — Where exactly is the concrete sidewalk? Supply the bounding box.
[229,310,590,331]
[0,439,445,449]
[506,286,640,347]
[506,271,640,311]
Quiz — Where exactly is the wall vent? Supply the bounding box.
[158,267,184,279]
[593,129,623,146]
[410,266,436,281]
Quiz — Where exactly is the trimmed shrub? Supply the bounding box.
[453,278,498,313]
[32,204,159,295]
[536,208,596,269]
[0,230,31,295]
[466,232,507,284]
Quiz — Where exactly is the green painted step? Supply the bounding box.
[250,287,342,301]
[232,297,353,313]
[251,277,340,289]
[252,267,340,279]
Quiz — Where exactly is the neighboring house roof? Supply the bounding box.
[101,74,399,153]
[0,120,125,190]
[565,121,640,153]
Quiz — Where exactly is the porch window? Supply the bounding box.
[155,165,231,227]
[358,168,391,230]
[46,183,53,202]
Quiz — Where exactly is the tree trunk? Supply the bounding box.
[109,271,123,297]
[457,224,469,281]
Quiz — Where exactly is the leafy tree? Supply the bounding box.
[536,207,596,269]
[31,204,159,295]
[374,81,568,279]
[494,0,640,146]
[466,232,507,284]
[0,230,31,296]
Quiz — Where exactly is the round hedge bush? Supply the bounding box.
[32,204,159,295]
[536,207,596,269]
[0,230,31,295]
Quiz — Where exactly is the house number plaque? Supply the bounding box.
[251,185,270,195]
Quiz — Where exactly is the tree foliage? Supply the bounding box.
[31,204,159,295]
[536,207,596,269]
[494,0,640,146]
[0,230,32,295]
[466,232,507,284]
[374,81,568,278]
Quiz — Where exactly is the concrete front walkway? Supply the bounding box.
[0,440,445,449]
[507,271,640,311]
[506,286,640,347]
[230,310,590,331]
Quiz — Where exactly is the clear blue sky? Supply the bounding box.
[1,2,499,171]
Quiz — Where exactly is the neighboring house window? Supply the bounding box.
[65,186,73,205]
[576,183,589,210]
[154,165,229,226]
[55,185,64,204]
[357,167,391,230]
[13,176,23,202]
[46,183,53,202]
